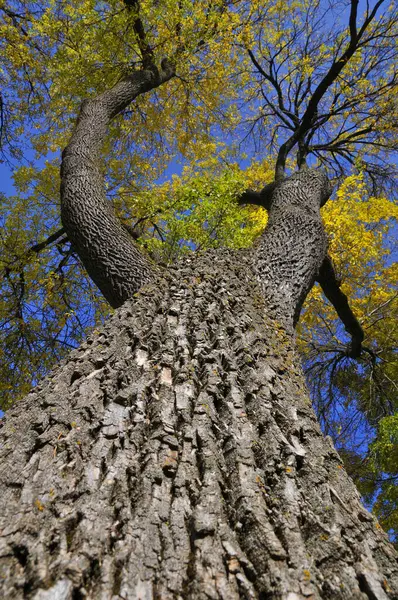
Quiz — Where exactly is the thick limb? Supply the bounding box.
[61,60,175,308]
[237,181,276,210]
[316,254,364,357]
[239,173,362,356]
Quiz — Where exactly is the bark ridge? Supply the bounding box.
[0,251,396,599]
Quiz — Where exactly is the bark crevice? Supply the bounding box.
[0,250,396,599]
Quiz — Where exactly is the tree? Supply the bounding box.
[0,0,396,410]
[0,0,397,597]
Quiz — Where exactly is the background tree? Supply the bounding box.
[0,0,397,596]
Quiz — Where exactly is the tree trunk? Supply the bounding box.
[0,249,396,600]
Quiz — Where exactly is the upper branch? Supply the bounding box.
[273,0,388,180]
[123,0,155,67]
[349,0,359,42]
[248,49,299,131]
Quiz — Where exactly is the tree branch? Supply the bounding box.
[248,49,299,129]
[237,181,276,210]
[123,0,154,67]
[2,228,68,283]
[29,228,66,255]
[316,254,364,358]
[273,0,388,179]
[61,60,175,308]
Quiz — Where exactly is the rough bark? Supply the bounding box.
[0,17,392,595]
[239,173,364,355]
[253,169,331,329]
[60,61,174,309]
[0,250,397,600]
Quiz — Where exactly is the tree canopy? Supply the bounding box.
[0,0,397,540]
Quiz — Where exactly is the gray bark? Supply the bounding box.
[1,41,395,599]
[0,250,397,599]
[60,61,174,308]
[253,169,331,329]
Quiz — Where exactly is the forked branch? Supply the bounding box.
[247,0,389,180]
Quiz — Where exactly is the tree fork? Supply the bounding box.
[1,3,395,596]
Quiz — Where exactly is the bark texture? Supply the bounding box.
[254,169,331,329]
[0,250,397,600]
[60,62,174,308]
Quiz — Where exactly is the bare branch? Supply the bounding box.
[272,0,390,179]
[316,255,364,358]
